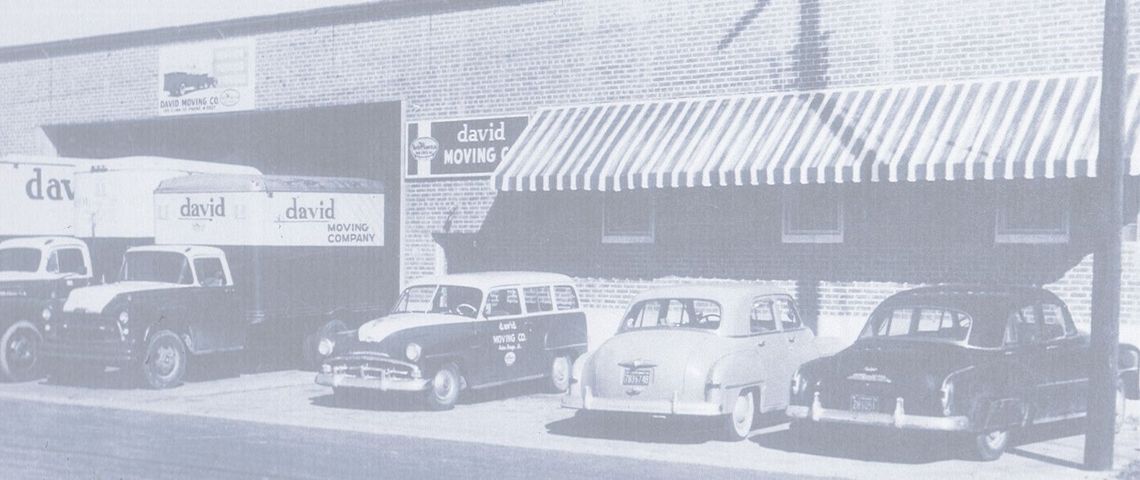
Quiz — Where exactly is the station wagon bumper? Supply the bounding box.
[786,392,970,431]
[316,354,430,393]
[562,386,722,416]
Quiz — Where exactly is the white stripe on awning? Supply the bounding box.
[492,73,1140,191]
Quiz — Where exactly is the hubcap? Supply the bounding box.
[552,358,568,385]
[983,430,1007,450]
[154,344,177,377]
[6,331,35,371]
[733,393,754,436]
[434,371,454,399]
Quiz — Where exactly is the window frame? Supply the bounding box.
[521,285,555,314]
[994,184,1070,244]
[781,188,845,244]
[482,287,525,319]
[601,191,656,244]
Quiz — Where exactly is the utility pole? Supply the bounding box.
[1085,0,1128,471]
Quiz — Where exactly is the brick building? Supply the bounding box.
[2,0,1140,334]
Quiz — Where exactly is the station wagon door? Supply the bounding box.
[475,287,530,386]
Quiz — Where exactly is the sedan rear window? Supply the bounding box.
[860,306,972,343]
[621,298,721,332]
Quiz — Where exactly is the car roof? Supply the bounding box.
[76,157,261,175]
[880,284,1060,311]
[0,154,84,167]
[155,174,384,194]
[630,283,792,304]
[127,244,226,258]
[0,236,87,249]
[407,271,575,290]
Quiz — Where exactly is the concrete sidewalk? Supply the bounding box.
[0,369,1135,480]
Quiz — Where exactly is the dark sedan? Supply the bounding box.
[786,285,1140,461]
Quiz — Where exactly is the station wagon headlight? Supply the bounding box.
[41,307,52,322]
[318,337,335,357]
[405,342,422,362]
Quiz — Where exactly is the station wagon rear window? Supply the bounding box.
[860,306,972,343]
[391,285,483,318]
[0,248,40,272]
[621,298,722,332]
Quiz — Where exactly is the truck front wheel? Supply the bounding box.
[140,330,187,389]
[0,321,42,382]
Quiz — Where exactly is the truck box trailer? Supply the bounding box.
[43,174,389,388]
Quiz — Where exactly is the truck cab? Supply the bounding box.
[43,245,242,389]
[0,236,93,381]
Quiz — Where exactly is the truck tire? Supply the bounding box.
[140,330,187,389]
[0,321,42,382]
[424,363,462,411]
[302,319,348,371]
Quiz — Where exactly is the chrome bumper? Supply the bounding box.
[561,386,722,416]
[315,372,430,392]
[786,392,970,431]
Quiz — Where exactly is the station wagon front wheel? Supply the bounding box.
[425,363,462,411]
[140,330,187,390]
[971,429,1009,461]
[722,390,756,441]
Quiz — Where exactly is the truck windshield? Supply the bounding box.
[120,252,195,285]
[391,285,483,318]
[859,306,973,344]
[0,248,41,272]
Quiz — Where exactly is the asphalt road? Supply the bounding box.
[0,397,801,480]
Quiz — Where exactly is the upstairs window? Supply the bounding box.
[782,188,844,243]
[995,183,1069,244]
[602,191,655,244]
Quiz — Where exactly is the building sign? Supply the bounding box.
[158,39,256,116]
[154,192,384,247]
[406,116,528,177]
[0,158,78,236]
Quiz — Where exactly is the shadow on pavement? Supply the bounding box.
[310,378,561,412]
[545,410,788,445]
[40,349,301,390]
[754,418,1089,467]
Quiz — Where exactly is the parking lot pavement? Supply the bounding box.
[0,369,1136,479]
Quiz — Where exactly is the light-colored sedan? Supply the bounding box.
[563,284,831,440]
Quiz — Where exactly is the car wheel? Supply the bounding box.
[722,390,756,441]
[425,363,462,411]
[0,321,42,382]
[302,319,348,371]
[548,355,572,393]
[971,429,1009,461]
[140,330,187,390]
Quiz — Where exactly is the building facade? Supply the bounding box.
[2,0,1140,333]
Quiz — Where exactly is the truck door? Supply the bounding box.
[192,257,244,352]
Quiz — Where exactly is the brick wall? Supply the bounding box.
[2,0,1140,327]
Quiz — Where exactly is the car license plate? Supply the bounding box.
[622,369,652,386]
[851,394,879,412]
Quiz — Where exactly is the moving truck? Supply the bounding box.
[0,155,259,382]
[43,174,389,388]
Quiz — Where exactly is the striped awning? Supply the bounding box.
[492,73,1140,191]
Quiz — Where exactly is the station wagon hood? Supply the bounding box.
[63,282,191,313]
[357,313,469,344]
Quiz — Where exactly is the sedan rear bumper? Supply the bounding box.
[786,392,970,431]
[561,386,722,416]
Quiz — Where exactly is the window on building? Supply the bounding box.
[602,191,655,244]
[995,183,1069,244]
[782,188,844,243]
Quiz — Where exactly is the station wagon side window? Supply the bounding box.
[523,286,554,313]
[553,285,579,311]
[773,297,801,331]
[193,258,228,287]
[483,288,522,318]
[750,298,778,333]
[54,248,88,275]
[1040,302,1073,341]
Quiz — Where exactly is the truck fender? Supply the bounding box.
[143,319,194,354]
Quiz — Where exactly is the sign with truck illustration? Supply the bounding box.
[158,38,255,116]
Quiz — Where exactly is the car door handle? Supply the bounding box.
[787,336,796,344]
[757,340,766,348]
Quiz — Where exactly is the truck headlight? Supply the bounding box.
[940,379,955,415]
[318,337,335,356]
[41,307,52,322]
[405,342,422,362]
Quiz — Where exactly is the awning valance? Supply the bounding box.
[492,73,1140,191]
